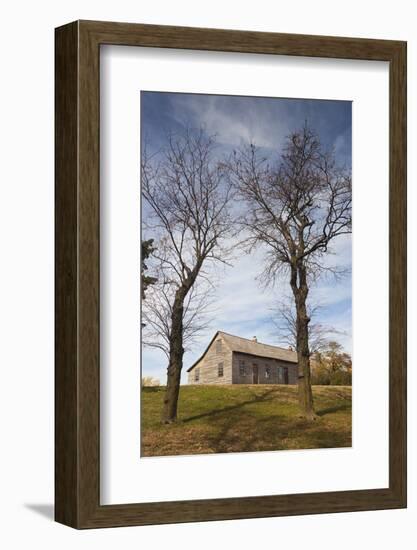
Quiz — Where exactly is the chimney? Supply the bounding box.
[252,336,258,343]
[288,345,293,351]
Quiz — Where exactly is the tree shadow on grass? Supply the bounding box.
[316,403,351,417]
[205,411,351,453]
[197,395,352,454]
[181,388,278,424]
[205,415,284,453]
[142,386,352,456]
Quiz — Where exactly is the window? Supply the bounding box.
[216,339,222,354]
[218,363,224,377]
[239,360,246,376]
[265,366,271,379]
[195,368,200,382]
[277,366,283,381]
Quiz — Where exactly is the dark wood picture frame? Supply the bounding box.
[55,20,407,529]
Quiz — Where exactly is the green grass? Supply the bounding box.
[141,384,352,457]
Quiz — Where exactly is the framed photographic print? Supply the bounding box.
[55,20,406,528]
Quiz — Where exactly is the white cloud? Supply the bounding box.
[170,94,289,150]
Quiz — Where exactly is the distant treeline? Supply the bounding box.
[311,341,352,386]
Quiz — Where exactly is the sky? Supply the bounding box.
[141,91,352,384]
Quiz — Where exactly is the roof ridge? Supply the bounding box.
[219,330,293,353]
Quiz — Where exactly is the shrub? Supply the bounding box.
[141,376,160,387]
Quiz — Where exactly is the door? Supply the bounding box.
[283,367,289,385]
[253,365,259,384]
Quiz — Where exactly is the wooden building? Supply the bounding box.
[187,331,298,385]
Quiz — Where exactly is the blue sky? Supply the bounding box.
[141,91,352,384]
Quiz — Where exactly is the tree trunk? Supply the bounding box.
[295,298,316,420]
[161,289,185,423]
[291,265,316,420]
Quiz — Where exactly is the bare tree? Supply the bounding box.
[271,298,340,355]
[142,128,234,423]
[228,124,351,419]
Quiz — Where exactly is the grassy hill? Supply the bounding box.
[141,384,352,457]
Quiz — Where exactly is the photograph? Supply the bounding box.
[140,91,353,457]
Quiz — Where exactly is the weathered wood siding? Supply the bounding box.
[232,352,298,385]
[187,335,232,385]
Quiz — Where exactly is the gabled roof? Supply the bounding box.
[187,331,298,372]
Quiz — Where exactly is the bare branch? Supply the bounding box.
[225,124,352,290]
[270,297,344,354]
